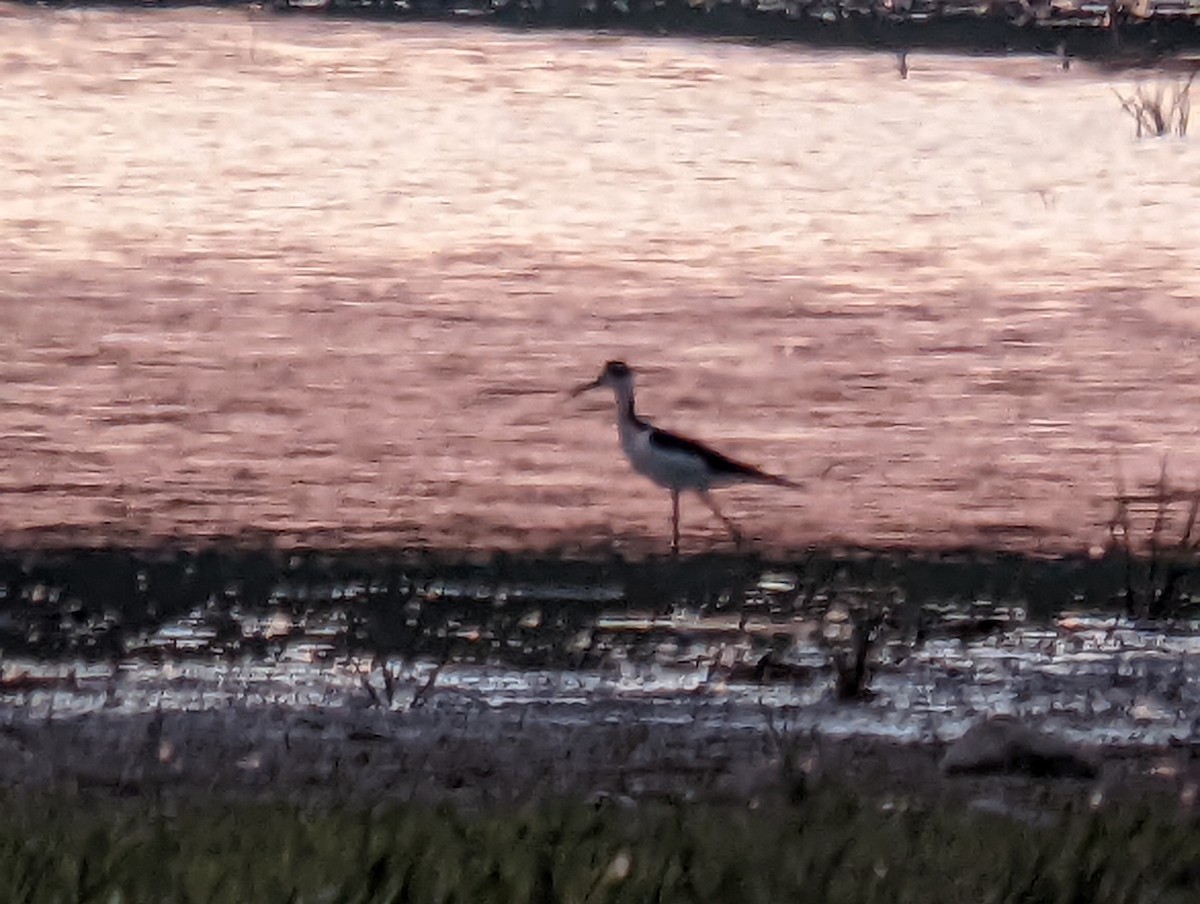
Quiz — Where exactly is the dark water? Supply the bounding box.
[2,548,1198,748]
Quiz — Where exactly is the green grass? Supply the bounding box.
[0,788,1197,903]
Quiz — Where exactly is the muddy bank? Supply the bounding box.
[26,0,1200,62]
[305,0,1200,64]
[4,697,1200,853]
[3,696,1197,813]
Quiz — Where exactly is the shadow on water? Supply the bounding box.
[0,545,1194,664]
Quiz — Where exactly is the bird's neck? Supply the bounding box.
[612,383,645,433]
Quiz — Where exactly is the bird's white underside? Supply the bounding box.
[621,422,732,492]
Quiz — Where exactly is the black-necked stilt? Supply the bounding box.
[571,360,799,552]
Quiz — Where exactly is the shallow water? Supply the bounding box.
[5,620,1200,747]
[3,560,1198,748]
[2,6,1200,554]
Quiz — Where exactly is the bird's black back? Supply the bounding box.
[647,426,783,484]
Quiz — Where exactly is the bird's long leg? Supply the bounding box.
[698,490,742,549]
[670,489,680,555]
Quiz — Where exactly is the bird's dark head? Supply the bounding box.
[570,360,635,397]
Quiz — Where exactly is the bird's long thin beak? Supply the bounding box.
[569,378,602,398]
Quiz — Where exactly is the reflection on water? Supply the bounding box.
[5,612,1199,746]
[2,551,1198,747]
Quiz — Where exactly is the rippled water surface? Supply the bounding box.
[7,610,1200,747]
[2,554,1197,747]
[2,5,1200,554]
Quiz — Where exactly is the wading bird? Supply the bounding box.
[571,360,799,552]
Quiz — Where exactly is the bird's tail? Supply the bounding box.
[755,460,841,489]
[748,471,803,489]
